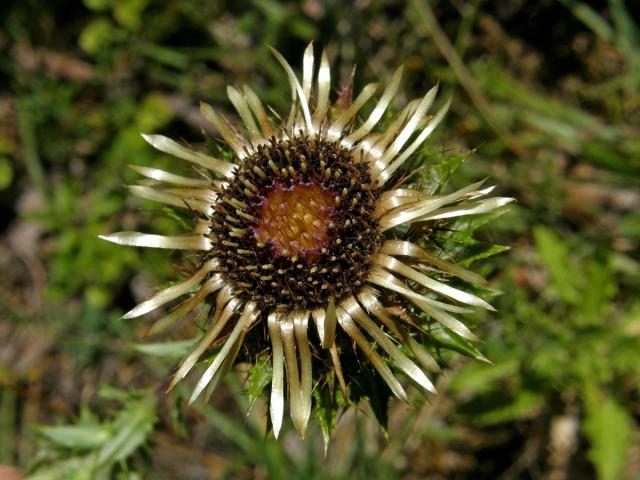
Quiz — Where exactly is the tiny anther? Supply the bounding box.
[236,210,255,221]
[253,166,267,179]
[230,198,248,209]
[240,177,258,192]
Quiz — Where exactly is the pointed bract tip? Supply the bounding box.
[272,426,281,440]
[98,234,115,243]
[166,375,180,393]
[478,354,493,365]
[140,133,158,146]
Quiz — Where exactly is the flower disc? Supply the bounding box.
[208,136,381,311]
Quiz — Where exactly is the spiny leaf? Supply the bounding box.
[418,150,469,194]
[313,373,344,452]
[246,354,272,412]
[96,395,157,465]
[458,244,511,268]
[430,326,490,363]
[38,425,110,450]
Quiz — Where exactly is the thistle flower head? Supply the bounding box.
[101,43,513,441]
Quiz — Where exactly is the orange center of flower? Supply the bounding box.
[254,182,335,258]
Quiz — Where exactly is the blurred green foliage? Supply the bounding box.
[1,0,639,478]
[31,388,156,480]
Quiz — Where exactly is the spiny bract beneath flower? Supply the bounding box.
[100,43,514,442]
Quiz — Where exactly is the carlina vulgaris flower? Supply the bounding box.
[100,43,514,442]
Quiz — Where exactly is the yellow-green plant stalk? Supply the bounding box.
[101,43,513,441]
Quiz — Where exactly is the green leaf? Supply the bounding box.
[583,387,631,480]
[246,355,272,412]
[558,0,614,41]
[449,359,519,396]
[96,396,157,466]
[32,389,157,478]
[313,374,343,451]
[578,258,616,325]
[458,244,510,268]
[38,425,110,450]
[419,151,469,194]
[130,338,196,359]
[452,206,513,239]
[28,456,97,480]
[430,327,490,363]
[533,226,580,304]
[470,390,544,426]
